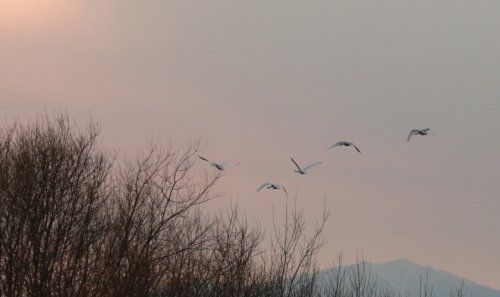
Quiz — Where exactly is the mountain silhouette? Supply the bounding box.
[319,259,500,297]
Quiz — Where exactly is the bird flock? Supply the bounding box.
[199,128,434,196]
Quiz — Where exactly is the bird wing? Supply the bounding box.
[290,157,302,171]
[257,183,271,192]
[303,161,322,171]
[199,156,210,162]
[328,142,343,150]
[407,130,417,142]
[424,128,436,136]
[214,162,239,170]
[282,186,288,196]
[352,144,361,153]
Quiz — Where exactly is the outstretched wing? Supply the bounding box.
[303,161,322,172]
[328,142,344,150]
[199,156,210,162]
[407,130,417,142]
[290,157,302,171]
[352,144,361,153]
[424,128,436,136]
[257,182,271,192]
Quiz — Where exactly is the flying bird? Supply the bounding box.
[199,156,240,171]
[290,157,322,175]
[407,128,434,142]
[257,182,287,196]
[329,141,361,153]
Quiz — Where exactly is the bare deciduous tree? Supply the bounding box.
[450,280,470,297]
[0,116,111,297]
[265,196,329,297]
[100,141,221,297]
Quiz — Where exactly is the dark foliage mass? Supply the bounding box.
[0,115,469,297]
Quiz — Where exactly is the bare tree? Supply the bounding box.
[99,141,221,297]
[319,253,350,297]
[450,280,470,297]
[348,257,378,297]
[265,196,329,297]
[319,254,395,297]
[0,115,112,297]
[150,204,264,297]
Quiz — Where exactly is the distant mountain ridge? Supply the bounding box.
[319,259,500,297]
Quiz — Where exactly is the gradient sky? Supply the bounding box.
[1,0,500,289]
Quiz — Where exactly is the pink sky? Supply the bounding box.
[1,0,500,289]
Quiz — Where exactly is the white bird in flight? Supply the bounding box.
[290,157,322,175]
[257,182,287,196]
[199,156,240,171]
[329,141,361,153]
[407,128,434,142]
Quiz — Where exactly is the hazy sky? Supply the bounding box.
[1,0,500,289]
